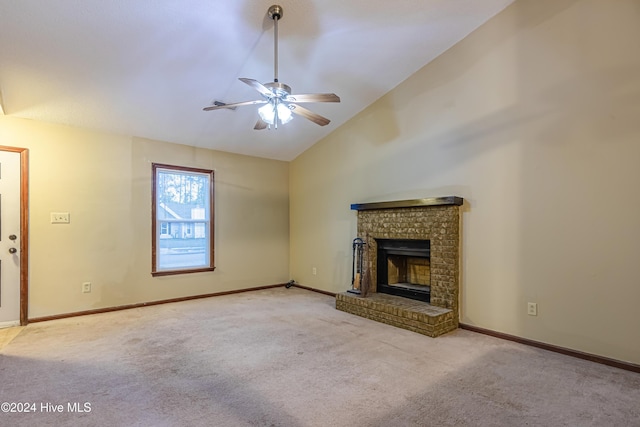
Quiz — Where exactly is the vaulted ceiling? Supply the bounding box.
[0,0,514,160]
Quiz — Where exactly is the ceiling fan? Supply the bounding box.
[203,4,340,130]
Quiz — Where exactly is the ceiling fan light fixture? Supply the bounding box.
[277,103,293,124]
[258,103,276,124]
[258,102,293,126]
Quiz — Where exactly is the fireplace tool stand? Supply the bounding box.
[349,238,366,294]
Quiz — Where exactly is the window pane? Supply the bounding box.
[157,171,209,221]
[158,222,208,269]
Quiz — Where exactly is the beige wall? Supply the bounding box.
[290,0,640,364]
[0,116,290,318]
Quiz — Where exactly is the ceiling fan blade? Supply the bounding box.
[239,78,274,97]
[284,93,340,103]
[254,118,268,130]
[203,99,267,111]
[288,103,331,126]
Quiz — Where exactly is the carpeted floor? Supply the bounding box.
[1,287,639,426]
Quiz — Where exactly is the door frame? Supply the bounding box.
[0,145,29,325]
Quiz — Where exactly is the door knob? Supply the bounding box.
[8,248,17,254]
[9,234,17,240]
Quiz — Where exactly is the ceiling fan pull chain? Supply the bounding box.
[274,100,279,129]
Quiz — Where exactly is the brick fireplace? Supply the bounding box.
[336,197,463,337]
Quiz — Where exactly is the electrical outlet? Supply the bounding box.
[82,282,91,293]
[51,212,70,224]
[527,302,538,316]
[312,267,317,276]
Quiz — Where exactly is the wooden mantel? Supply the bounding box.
[350,196,463,211]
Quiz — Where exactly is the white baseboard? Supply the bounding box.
[0,320,20,329]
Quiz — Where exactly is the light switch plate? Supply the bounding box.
[51,212,70,224]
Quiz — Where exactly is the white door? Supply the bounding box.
[0,150,21,327]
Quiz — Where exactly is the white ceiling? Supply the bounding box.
[0,0,514,161]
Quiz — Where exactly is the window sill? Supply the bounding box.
[151,267,216,277]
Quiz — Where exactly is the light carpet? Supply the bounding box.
[0,287,638,426]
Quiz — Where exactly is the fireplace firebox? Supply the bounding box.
[376,239,431,303]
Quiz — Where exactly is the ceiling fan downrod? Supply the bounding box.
[268,5,283,83]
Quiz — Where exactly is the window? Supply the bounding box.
[152,163,215,276]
